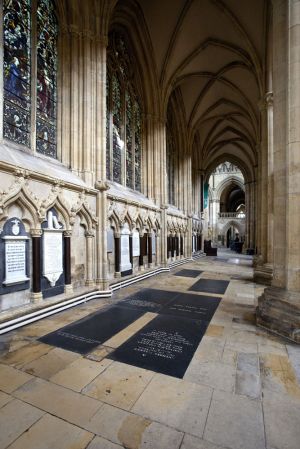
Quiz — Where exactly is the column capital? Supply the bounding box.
[31,229,42,237]
[85,230,95,238]
[64,230,72,237]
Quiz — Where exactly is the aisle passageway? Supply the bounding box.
[0,254,299,449]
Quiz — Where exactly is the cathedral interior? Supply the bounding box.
[0,1,300,448]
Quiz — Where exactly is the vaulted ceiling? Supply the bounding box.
[135,0,270,178]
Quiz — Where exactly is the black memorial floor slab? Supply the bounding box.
[188,278,229,295]
[173,269,203,278]
[39,306,145,354]
[108,314,210,378]
[119,288,178,313]
[160,292,221,321]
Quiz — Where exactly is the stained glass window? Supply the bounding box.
[106,31,142,192]
[112,74,122,184]
[134,100,142,192]
[36,0,58,157]
[106,74,111,179]
[3,0,31,146]
[3,0,58,157]
[126,90,133,188]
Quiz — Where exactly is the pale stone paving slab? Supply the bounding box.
[181,434,228,449]
[132,374,212,438]
[0,342,51,368]
[82,361,154,410]
[86,404,183,449]
[0,363,32,393]
[50,356,113,392]
[263,389,300,449]
[0,390,13,408]
[7,413,94,449]
[235,371,261,399]
[184,360,236,393]
[0,399,44,449]
[84,402,183,449]
[237,353,259,375]
[103,312,157,348]
[21,347,80,379]
[87,436,123,449]
[13,377,103,428]
[204,390,265,449]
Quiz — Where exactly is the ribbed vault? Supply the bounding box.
[132,0,269,178]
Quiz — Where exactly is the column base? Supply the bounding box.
[254,263,273,285]
[96,279,110,290]
[256,286,300,343]
[31,292,43,302]
[85,280,94,288]
[138,265,144,272]
[64,284,73,294]
[114,272,121,279]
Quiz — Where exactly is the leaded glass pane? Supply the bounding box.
[112,74,122,184]
[36,0,58,158]
[126,90,133,189]
[134,100,141,192]
[3,0,31,145]
[106,74,111,179]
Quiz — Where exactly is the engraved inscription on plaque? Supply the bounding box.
[120,225,132,272]
[3,237,29,285]
[43,230,63,286]
[134,330,193,360]
[132,230,140,257]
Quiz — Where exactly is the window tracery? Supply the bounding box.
[106,31,142,192]
[3,0,58,158]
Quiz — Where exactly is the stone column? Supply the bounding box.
[160,206,168,267]
[148,232,153,267]
[180,234,184,257]
[211,199,220,245]
[31,229,43,302]
[85,230,95,287]
[187,215,193,258]
[114,232,121,277]
[139,232,144,271]
[156,231,161,266]
[254,94,274,284]
[266,92,274,266]
[129,234,133,266]
[257,0,300,343]
[94,32,110,290]
[64,230,73,293]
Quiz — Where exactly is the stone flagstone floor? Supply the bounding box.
[0,249,300,449]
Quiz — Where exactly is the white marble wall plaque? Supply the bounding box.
[3,237,29,285]
[120,227,132,272]
[132,231,140,256]
[43,230,63,286]
[152,233,156,255]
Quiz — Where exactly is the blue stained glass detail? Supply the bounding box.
[36,0,58,158]
[3,0,31,145]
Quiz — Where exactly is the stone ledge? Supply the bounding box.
[256,286,300,343]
